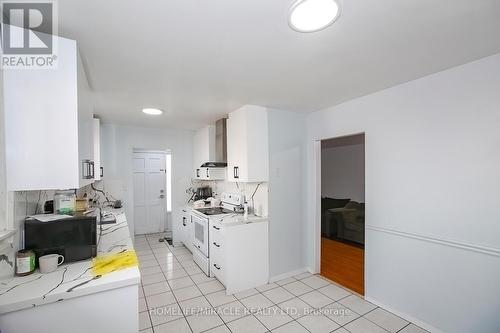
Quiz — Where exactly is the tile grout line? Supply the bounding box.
[252,275,371,332]
[359,307,395,333]
[141,236,162,332]
[141,234,187,332]
[138,234,425,333]
[163,240,235,333]
[179,247,228,333]
[160,241,196,333]
[396,322,412,332]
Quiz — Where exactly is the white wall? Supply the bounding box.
[0,67,6,229]
[268,109,308,279]
[100,123,193,240]
[306,53,500,332]
[203,180,269,218]
[321,144,365,202]
[0,191,45,278]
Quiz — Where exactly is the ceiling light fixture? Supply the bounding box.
[289,0,341,33]
[142,108,163,115]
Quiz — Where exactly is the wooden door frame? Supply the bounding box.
[313,133,366,294]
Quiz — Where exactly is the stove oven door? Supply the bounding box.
[191,213,209,257]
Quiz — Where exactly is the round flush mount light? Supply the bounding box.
[142,108,163,115]
[289,0,341,33]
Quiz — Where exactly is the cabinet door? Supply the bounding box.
[192,125,215,176]
[226,111,248,182]
[200,168,210,180]
[226,117,236,181]
[77,51,94,188]
[181,213,188,246]
[93,118,102,181]
[245,106,268,182]
[4,36,80,190]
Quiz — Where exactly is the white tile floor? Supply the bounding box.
[136,233,429,333]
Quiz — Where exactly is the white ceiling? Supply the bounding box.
[58,0,500,130]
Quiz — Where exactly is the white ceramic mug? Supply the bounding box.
[39,254,64,274]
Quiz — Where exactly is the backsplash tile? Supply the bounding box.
[193,180,269,217]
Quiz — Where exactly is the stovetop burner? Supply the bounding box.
[195,207,234,216]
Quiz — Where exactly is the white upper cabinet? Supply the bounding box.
[193,125,216,170]
[226,105,269,182]
[93,118,102,181]
[192,125,225,180]
[3,35,94,190]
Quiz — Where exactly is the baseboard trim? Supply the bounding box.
[307,266,317,274]
[366,225,500,257]
[269,267,309,283]
[365,296,444,333]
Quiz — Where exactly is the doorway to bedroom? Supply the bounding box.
[320,134,365,295]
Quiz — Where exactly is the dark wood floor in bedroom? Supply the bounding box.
[321,237,365,295]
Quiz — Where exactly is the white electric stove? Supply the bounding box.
[190,192,244,276]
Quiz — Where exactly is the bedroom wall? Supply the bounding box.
[306,53,500,332]
[321,143,365,202]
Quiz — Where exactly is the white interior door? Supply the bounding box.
[133,152,166,235]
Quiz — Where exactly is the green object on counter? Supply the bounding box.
[57,208,75,215]
[54,190,76,216]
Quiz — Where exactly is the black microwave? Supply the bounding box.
[24,215,97,265]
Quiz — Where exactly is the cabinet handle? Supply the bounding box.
[100,167,104,178]
[212,242,220,248]
[182,217,186,227]
[90,161,95,179]
[213,225,220,230]
[196,169,200,178]
[213,264,221,270]
[206,168,209,178]
[234,166,239,179]
[82,160,93,179]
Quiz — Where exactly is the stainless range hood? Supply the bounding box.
[201,118,227,168]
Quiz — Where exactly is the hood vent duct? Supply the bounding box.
[201,118,227,168]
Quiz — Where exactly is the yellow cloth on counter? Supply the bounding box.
[92,250,138,277]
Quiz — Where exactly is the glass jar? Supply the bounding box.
[54,190,76,215]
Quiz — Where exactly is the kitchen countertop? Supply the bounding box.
[215,214,269,226]
[0,211,140,315]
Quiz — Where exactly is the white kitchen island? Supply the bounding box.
[0,212,140,333]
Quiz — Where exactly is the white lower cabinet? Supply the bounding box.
[209,219,269,295]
